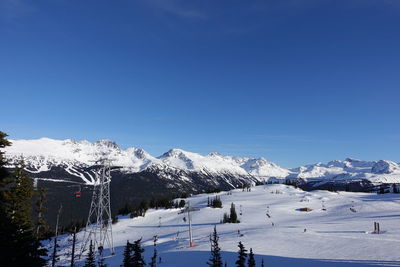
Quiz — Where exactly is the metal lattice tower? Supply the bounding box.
[80,161,114,257]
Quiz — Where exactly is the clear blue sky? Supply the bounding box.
[1,0,399,167]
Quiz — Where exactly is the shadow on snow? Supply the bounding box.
[101,246,400,267]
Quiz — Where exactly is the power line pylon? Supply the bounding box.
[80,160,114,258]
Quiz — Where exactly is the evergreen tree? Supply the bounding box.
[178,199,186,208]
[132,238,146,267]
[235,241,247,267]
[119,203,133,215]
[207,226,223,267]
[0,131,14,264]
[248,248,255,267]
[84,240,96,267]
[0,131,11,195]
[149,198,157,209]
[222,213,229,223]
[230,203,238,223]
[122,241,134,267]
[261,258,264,267]
[112,214,119,224]
[222,203,240,223]
[0,132,47,267]
[211,196,222,208]
[393,184,398,193]
[138,200,148,217]
[8,162,35,228]
[379,186,385,194]
[150,246,157,267]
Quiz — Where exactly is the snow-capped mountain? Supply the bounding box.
[4,138,289,185]
[157,149,290,179]
[4,138,400,188]
[288,158,400,188]
[6,138,156,173]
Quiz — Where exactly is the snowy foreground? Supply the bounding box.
[52,185,400,266]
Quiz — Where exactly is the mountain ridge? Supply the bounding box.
[4,138,400,186]
[4,138,288,184]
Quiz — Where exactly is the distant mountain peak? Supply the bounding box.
[160,148,185,157]
[132,148,149,159]
[371,160,399,174]
[95,139,119,149]
[208,152,223,157]
[345,157,362,163]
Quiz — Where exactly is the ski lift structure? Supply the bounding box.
[65,184,84,198]
[178,202,200,247]
[74,185,82,198]
[80,159,115,259]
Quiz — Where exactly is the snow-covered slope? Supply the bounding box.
[49,184,400,266]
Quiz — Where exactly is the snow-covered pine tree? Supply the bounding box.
[84,240,96,267]
[132,238,146,267]
[235,241,247,267]
[248,248,255,267]
[207,225,223,267]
